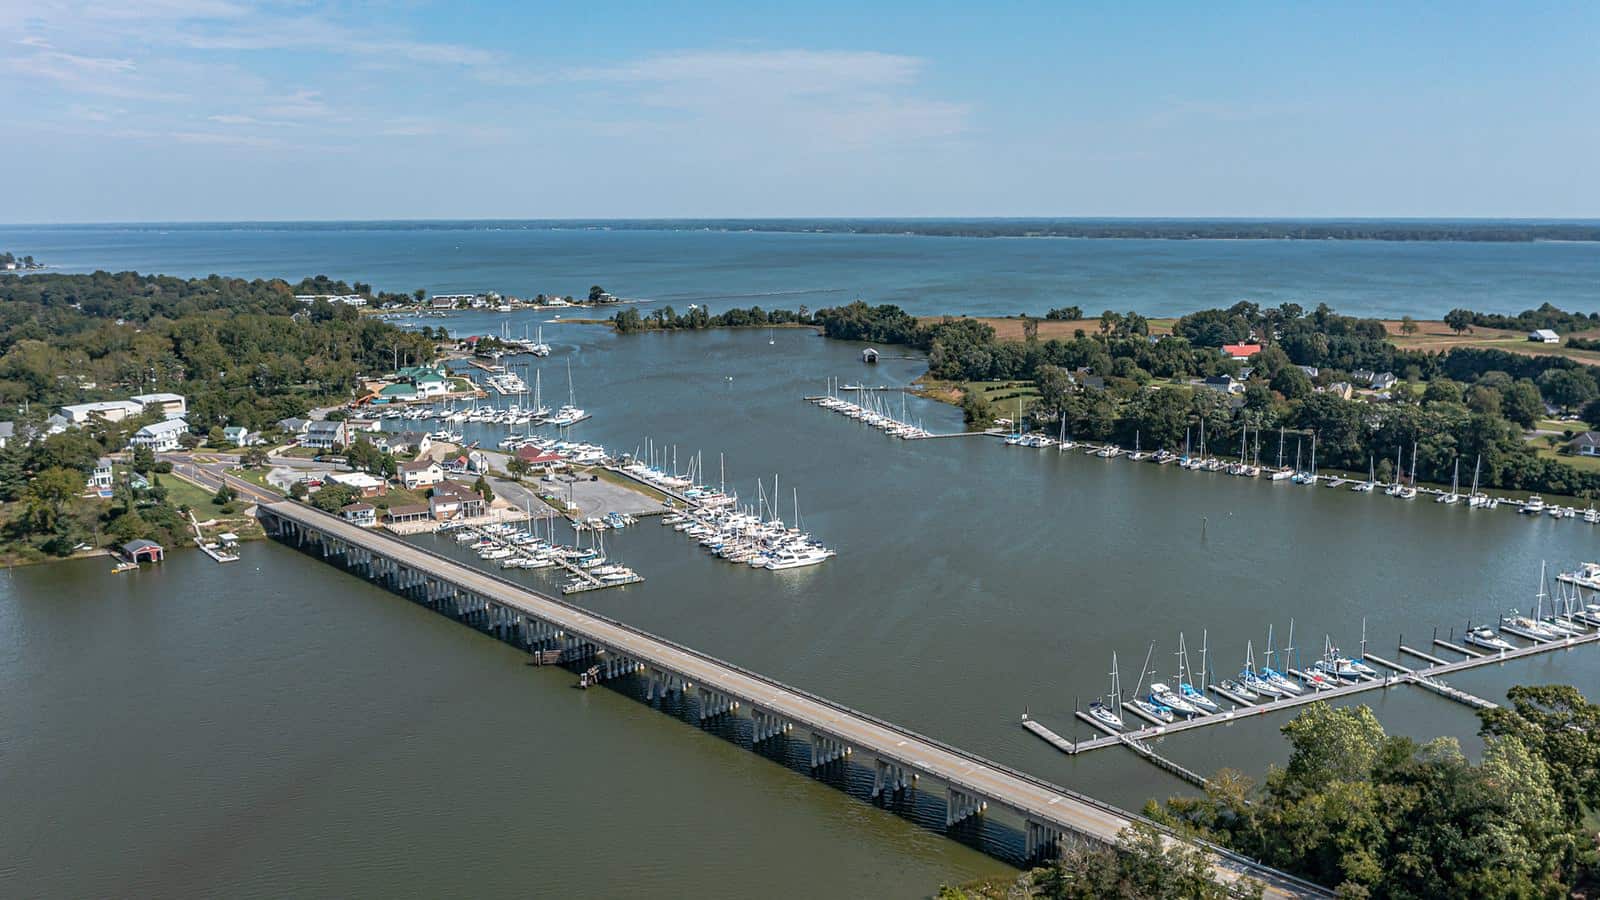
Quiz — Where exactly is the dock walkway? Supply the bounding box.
[1030,633,1596,756]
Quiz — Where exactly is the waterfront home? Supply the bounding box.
[122,539,164,563]
[302,420,348,450]
[1321,381,1354,400]
[1297,365,1320,378]
[1069,368,1107,391]
[1202,374,1245,395]
[327,471,387,498]
[1369,372,1399,391]
[277,417,311,436]
[131,392,187,419]
[90,457,114,490]
[1221,343,1262,361]
[1569,432,1600,457]
[60,399,143,424]
[428,480,486,520]
[1529,328,1560,344]
[339,502,377,527]
[399,458,444,490]
[129,418,189,452]
[378,431,432,456]
[383,503,432,525]
[345,417,381,434]
[1353,368,1376,384]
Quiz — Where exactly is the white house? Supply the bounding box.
[90,457,115,490]
[400,458,444,490]
[302,420,348,450]
[0,421,13,449]
[339,502,377,527]
[1529,329,1560,344]
[128,418,189,452]
[132,392,187,419]
[60,400,143,424]
[1370,372,1399,391]
[327,471,387,497]
[1570,432,1600,457]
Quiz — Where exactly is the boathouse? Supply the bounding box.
[122,539,164,563]
[861,347,880,363]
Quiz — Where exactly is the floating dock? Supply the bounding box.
[1026,631,1598,759]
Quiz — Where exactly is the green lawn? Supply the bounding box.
[160,471,221,510]
[1534,447,1600,473]
[229,468,285,496]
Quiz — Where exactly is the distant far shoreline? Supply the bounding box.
[7,218,1600,243]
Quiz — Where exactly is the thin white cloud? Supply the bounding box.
[568,49,970,149]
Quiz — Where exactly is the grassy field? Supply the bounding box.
[913,375,1039,408]
[229,467,285,495]
[159,470,220,510]
[1534,446,1600,474]
[1383,319,1600,364]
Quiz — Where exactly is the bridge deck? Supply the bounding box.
[262,500,1326,898]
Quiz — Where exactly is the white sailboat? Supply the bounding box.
[1437,457,1460,504]
[1088,653,1126,730]
[546,359,586,426]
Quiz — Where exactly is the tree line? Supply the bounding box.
[0,270,437,430]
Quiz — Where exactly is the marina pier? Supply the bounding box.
[258,500,1325,897]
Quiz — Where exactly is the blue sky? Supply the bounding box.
[2,1,1596,221]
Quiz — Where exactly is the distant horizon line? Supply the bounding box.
[6,215,1600,228]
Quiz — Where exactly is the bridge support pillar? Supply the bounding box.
[945,788,987,827]
[751,708,793,743]
[872,759,910,798]
[1024,820,1066,860]
[810,733,851,767]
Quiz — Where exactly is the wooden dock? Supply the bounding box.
[1023,631,1597,757]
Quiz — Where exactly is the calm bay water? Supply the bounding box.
[3,222,1599,318]
[6,228,1600,895]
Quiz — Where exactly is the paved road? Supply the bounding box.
[263,499,1326,898]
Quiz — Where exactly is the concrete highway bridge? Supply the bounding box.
[259,500,1328,898]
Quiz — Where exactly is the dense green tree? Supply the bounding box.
[1270,365,1313,400]
[309,484,355,512]
[1538,368,1598,412]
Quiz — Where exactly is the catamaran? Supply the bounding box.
[546,359,586,426]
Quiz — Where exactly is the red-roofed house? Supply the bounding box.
[515,445,565,469]
[1221,343,1262,361]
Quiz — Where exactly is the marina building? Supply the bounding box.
[339,502,377,527]
[60,400,143,424]
[131,392,187,419]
